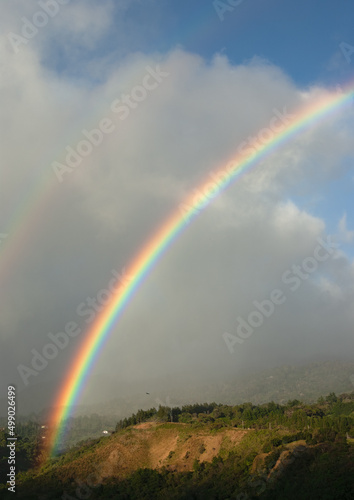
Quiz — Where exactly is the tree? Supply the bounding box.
[326,392,338,405]
[287,399,301,407]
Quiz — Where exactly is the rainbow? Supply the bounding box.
[46,85,353,458]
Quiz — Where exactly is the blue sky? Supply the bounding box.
[46,0,354,86]
[40,0,354,240]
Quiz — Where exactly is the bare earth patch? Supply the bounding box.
[64,423,251,482]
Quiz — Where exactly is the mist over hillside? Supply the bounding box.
[3,360,353,422]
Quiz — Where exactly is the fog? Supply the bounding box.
[1,0,354,418]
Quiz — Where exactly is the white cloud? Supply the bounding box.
[55,1,115,46]
[338,213,354,243]
[1,4,354,410]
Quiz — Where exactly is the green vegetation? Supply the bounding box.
[0,424,42,483]
[116,394,354,435]
[1,391,353,499]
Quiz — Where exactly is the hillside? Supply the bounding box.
[41,423,250,482]
[3,360,353,419]
[76,360,354,413]
[1,392,354,499]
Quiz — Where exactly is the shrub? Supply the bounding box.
[199,443,206,454]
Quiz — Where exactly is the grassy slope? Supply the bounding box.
[22,423,250,483]
[6,424,354,499]
[2,392,354,499]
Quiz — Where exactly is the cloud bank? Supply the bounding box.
[1,1,354,413]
